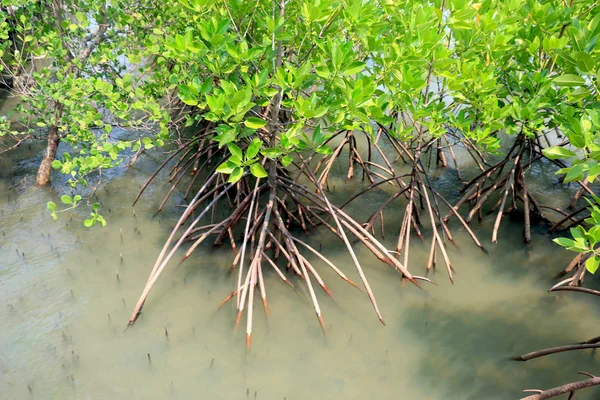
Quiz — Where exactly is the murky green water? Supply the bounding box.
[1,124,600,399]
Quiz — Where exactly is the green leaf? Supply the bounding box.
[281,155,293,167]
[553,74,586,87]
[228,166,244,183]
[84,219,94,227]
[565,164,585,183]
[244,117,267,129]
[47,201,56,212]
[216,160,237,174]
[51,160,63,169]
[250,163,268,178]
[586,256,599,274]
[246,138,262,160]
[342,61,366,75]
[553,237,577,248]
[316,145,333,155]
[75,11,86,23]
[542,146,576,160]
[228,143,243,160]
[73,195,82,204]
[575,52,595,73]
[261,148,282,159]
[61,195,72,205]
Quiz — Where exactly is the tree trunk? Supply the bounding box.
[36,125,60,186]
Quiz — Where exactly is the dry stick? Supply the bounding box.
[294,165,386,324]
[492,155,521,243]
[257,260,269,316]
[466,174,509,224]
[180,218,232,261]
[317,136,350,188]
[512,343,600,361]
[445,135,463,181]
[228,228,238,255]
[431,188,486,252]
[351,146,376,184]
[347,134,355,181]
[299,253,333,298]
[157,153,203,214]
[295,199,432,286]
[262,253,293,287]
[426,235,437,273]
[403,184,415,271]
[245,162,277,349]
[396,201,410,256]
[280,178,416,279]
[281,223,326,331]
[236,178,262,309]
[550,205,589,232]
[235,261,254,331]
[419,174,454,282]
[520,376,600,400]
[460,159,508,193]
[291,237,361,290]
[245,258,258,349]
[217,287,243,310]
[569,177,589,209]
[371,139,410,192]
[214,185,264,245]
[549,286,600,297]
[363,160,394,177]
[556,253,587,277]
[132,138,199,206]
[136,172,218,292]
[267,231,304,277]
[275,214,333,299]
[364,186,411,231]
[128,179,234,324]
[169,143,199,181]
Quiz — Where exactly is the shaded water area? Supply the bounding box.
[2,123,600,398]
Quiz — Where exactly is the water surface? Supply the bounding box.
[1,134,600,400]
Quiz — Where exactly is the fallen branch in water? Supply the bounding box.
[512,343,600,362]
[521,374,600,400]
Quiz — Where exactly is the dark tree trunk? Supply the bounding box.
[36,125,60,186]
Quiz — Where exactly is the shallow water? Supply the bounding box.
[1,132,600,400]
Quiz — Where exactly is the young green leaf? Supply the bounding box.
[227,143,243,160]
[553,237,577,248]
[228,166,244,183]
[342,61,366,75]
[542,146,577,160]
[553,74,586,87]
[61,195,72,205]
[586,256,599,274]
[216,160,237,174]
[246,138,263,160]
[244,117,267,129]
[250,163,268,178]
